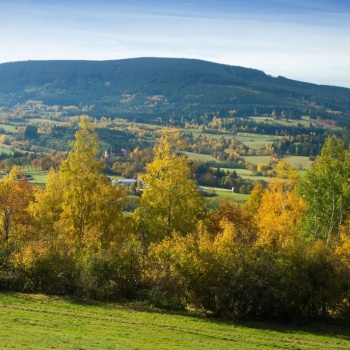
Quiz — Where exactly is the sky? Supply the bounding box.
[1,0,350,88]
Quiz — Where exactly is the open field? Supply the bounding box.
[187,130,236,140]
[201,185,250,202]
[284,155,314,170]
[0,145,14,154]
[0,123,17,132]
[0,143,30,154]
[248,115,312,128]
[183,151,222,163]
[234,133,282,149]
[220,168,273,182]
[242,155,272,166]
[22,170,48,187]
[0,293,349,350]
[30,118,66,124]
[248,115,340,130]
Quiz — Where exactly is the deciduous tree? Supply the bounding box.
[134,130,205,245]
[298,135,350,245]
[0,166,34,243]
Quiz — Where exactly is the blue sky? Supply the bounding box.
[1,0,350,87]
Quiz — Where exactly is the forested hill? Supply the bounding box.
[1,57,350,124]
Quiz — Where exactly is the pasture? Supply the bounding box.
[183,151,222,163]
[201,185,250,202]
[27,170,48,187]
[0,123,17,132]
[248,115,313,128]
[0,293,349,350]
[242,155,272,166]
[284,155,314,170]
[234,133,282,149]
[0,145,14,155]
[188,130,236,140]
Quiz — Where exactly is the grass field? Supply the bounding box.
[0,123,17,132]
[284,155,314,170]
[201,186,250,202]
[242,155,272,166]
[0,145,14,154]
[0,293,349,350]
[248,115,313,128]
[25,170,48,187]
[183,151,222,163]
[234,133,282,149]
[188,130,235,140]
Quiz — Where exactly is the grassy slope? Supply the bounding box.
[1,293,349,350]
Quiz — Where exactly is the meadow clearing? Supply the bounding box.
[1,293,349,350]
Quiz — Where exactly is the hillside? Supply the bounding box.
[1,58,350,125]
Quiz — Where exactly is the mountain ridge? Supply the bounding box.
[0,57,349,124]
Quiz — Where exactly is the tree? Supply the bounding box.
[0,166,34,243]
[255,161,307,249]
[24,125,38,139]
[134,130,205,245]
[30,116,126,251]
[298,135,350,245]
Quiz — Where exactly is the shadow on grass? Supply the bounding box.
[65,295,350,340]
[8,292,350,341]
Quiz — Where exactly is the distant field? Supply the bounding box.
[242,155,272,166]
[284,155,314,170]
[25,170,48,187]
[234,133,282,149]
[183,151,222,163]
[1,293,349,350]
[0,145,14,154]
[248,115,313,128]
[201,185,250,202]
[220,167,272,183]
[0,123,17,132]
[0,143,31,155]
[30,118,66,125]
[187,130,235,140]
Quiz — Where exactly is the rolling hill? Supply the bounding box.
[0,57,350,124]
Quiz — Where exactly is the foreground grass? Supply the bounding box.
[1,293,349,350]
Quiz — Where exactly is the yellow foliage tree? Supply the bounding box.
[0,166,35,243]
[255,161,307,249]
[134,130,205,245]
[30,116,126,252]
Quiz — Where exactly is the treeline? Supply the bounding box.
[0,117,350,323]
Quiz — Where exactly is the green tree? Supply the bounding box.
[299,135,350,245]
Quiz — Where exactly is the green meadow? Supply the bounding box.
[248,115,314,128]
[183,151,223,163]
[26,170,48,187]
[0,145,14,154]
[0,123,17,132]
[201,185,250,202]
[1,293,349,350]
[188,130,236,140]
[284,155,314,170]
[234,133,282,149]
[242,155,272,166]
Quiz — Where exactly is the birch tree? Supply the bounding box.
[134,130,205,245]
[299,135,350,245]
